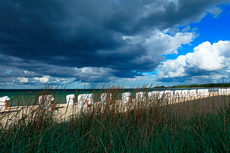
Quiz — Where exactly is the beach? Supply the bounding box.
[1,91,229,126]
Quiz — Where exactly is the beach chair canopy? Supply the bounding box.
[122,92,131,97]
[0,96,10,102]
[66,94,75,99]
[39,95,54,102]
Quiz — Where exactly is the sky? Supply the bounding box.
[0,0,230,89]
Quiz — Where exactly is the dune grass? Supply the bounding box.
[0,85,230,152]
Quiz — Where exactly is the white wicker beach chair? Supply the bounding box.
[227,88,230,94]
[181,90,189,97]
[87,94,94,105]
[122,92,131,103]
[165,90,173,98]
[77,94,94,108]
[219,88,227,94]
[136,92,146,102]
[100,93,112,104]
[66,94,75,105]
[148,91,159,100]
[0,96,10,111]
[38,95,54,110]
[174,90,182,98]
[189,90,197,97]
[198,89,209,96]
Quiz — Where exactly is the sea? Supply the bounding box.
[0,88,220,106]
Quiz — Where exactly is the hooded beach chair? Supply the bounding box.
[158,91,172,99]
[158,91,164,99]
[174,90,183,98]
[148,91,159,100]
[122,92,131,103]
[78,94,89,108]
[87,94,94,105]
[198,89,209,96]
[165,90,173,98]
[77,94,94,108]
[38,95,54,111]
[219,88,227,94]
[100,93,112,104]
[181,90,189,97]
[136,92,146,102]
[0,96,10,111]
[227,88,230,94]
[66,94,75,105]
[189,90,197,97]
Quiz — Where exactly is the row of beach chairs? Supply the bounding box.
[1,88,230,111]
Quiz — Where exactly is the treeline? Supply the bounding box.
[171,83,230,88]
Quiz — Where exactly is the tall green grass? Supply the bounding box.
[0,85,230,152]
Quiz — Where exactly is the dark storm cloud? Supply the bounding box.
[157,70,217,83]
[0,0,228,82]
[184,66,217,77]
[157,76,192,83]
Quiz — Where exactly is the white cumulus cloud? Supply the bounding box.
[19,77,28,83]
[158,40,230,79]
[158,55,186,78]
[186,41,225,71]
[123,30,196,56]
[34,76,50,83]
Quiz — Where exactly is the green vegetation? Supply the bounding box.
[0,85,230,152]
[172,83,230,88]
